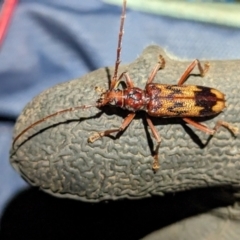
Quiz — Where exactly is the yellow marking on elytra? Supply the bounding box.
[211,88,225,99]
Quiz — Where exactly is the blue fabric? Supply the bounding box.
[1,0,240,217]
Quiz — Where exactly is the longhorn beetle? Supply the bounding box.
[13,0,238,172]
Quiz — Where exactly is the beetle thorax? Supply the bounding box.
[123,87,148,111]
[97,89,124,107]
[98,87,148,112]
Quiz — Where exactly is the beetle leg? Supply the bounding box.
[88,113,136,143]
[146,115,162,172]
[178,60,210,86]
[145,55,165,86]
[113,72,134,89]
[183,117,238,136]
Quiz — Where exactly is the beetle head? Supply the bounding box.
[97,89,123,108]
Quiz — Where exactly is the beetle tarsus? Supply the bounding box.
[88,133,103,143]
[213,120,238,136]
[201,62,210,77]
[152,156,160,173]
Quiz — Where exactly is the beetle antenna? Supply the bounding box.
[12,104,97,148]
[111,0,127,89]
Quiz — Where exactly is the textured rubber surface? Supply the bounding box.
[143,206,240,240]
[10,45,240,202]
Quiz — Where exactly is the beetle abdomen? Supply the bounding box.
[146,83,225,117]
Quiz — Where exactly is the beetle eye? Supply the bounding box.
[109,99,115,105]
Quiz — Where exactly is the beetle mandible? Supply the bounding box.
[12,0,238,172]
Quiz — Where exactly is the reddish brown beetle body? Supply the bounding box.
[101,83,225,118]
